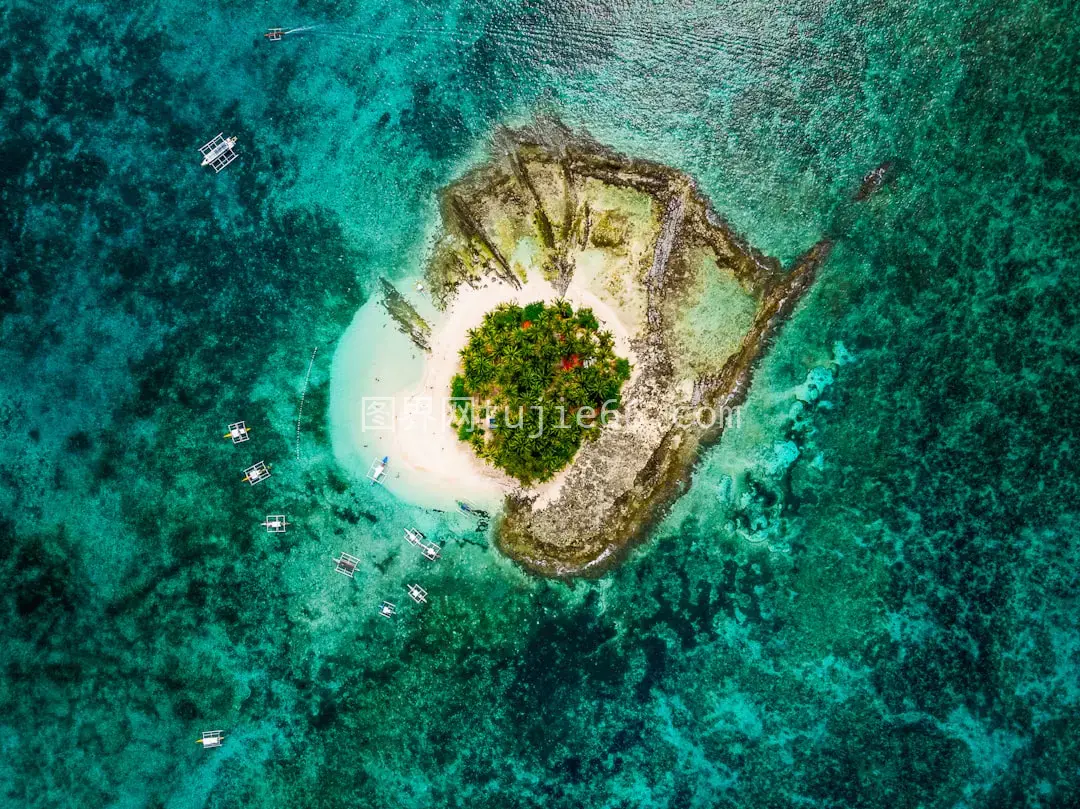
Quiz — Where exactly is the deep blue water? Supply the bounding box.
[2,0,1079,806]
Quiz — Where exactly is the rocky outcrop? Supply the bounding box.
[379,278,432,352]
[422,120,840,577]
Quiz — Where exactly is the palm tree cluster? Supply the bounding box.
[451,300,632,484]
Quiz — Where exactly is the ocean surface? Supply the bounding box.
[2,0,1079,806]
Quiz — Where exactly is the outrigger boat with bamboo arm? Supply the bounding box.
[367,456,388,485]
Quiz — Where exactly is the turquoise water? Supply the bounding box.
[2,0,1079,806]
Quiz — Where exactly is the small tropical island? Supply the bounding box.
[451,300,631,484]
[332,118,859,576]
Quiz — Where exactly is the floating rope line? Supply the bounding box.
[296,346,319,460]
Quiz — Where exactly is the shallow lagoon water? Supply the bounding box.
[2,0,1080,806]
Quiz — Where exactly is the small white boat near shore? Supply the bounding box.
[367,455,388,485]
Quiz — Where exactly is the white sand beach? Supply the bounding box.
[329,268,640,512]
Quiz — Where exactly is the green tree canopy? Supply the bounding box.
[451,300,632,484]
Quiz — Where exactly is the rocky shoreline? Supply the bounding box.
[421,120,839,577]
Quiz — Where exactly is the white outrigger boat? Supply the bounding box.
[242,461,270,485]
[199,133,239,173]
[367,455,388,486]
[260,515,289,533]
[333,552,360,578]
[404,527,440,560]
[223,421,250,444]
[196,730,225,749]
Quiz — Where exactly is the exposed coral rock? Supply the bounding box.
[425,120,827,576]
[379,277,432,352]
